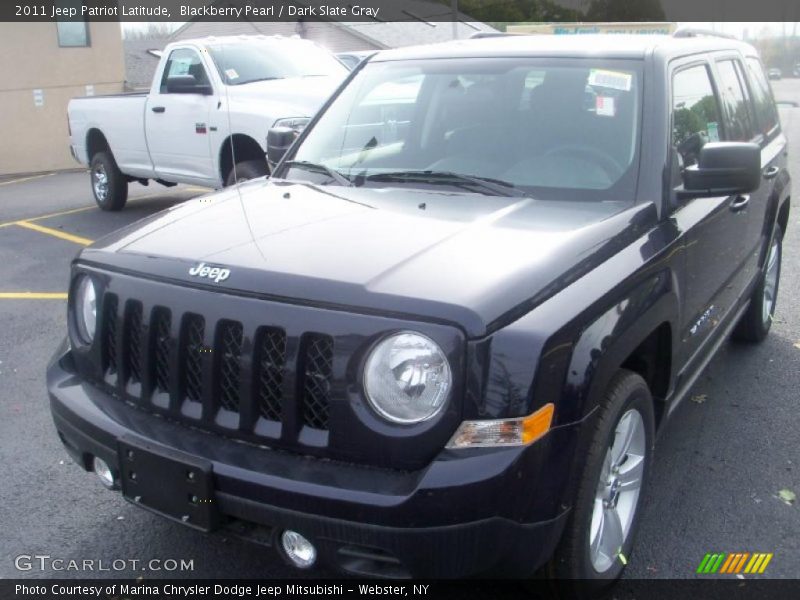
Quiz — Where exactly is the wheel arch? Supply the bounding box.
[560,269,679,429]
[549,274,678,516]
[86,128,110,162]
[218,133,268,185]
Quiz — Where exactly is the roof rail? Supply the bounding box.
[470,32,513,39]
[673,27,736,40]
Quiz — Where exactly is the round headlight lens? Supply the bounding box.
[75,275,97,344]
[364,332,451,424]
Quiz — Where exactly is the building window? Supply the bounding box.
[56,1,90,47]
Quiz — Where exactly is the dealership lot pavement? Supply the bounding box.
[1,81,799,582]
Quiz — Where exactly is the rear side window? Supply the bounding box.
[672,64,722,166]
[745,57,780,137]
[160,48,210,93]
[715,59,755,142]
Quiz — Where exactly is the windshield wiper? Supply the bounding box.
[362,170,528,198]
[237,76,282,84]
[283,161,352,187]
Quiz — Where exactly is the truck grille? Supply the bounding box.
[100,292,334,445]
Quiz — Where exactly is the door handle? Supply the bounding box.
[763,166,780,180]
[151,106,166,113]
[729,194,750,212]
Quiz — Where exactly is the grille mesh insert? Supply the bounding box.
[152,308,171,394]
[183,314,205,402]
[103,294,118,375]
[302,334,334,430]
[255,327,286,422]
[217,321,243,413]
[125,301,143,385]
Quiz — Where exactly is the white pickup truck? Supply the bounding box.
[67,35,348,210]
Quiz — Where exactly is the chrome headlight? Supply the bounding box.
[74,275,97,344]
[272,117,310,133]
[363,332,451,424]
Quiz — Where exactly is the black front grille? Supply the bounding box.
[217,321,243,413]
[301,334,333,430]
[125,301,143,385]
[152,308,171,394]
[102,295,118,375]
[182,314,205,403]
[254,327,286,422]
[101,292,335,445]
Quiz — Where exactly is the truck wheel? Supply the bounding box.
[225,159,268,186]
[550,370,654,598]
[733,225,782,343]
[90,151,128,211]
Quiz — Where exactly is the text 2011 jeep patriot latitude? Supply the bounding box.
[48,33,790,591]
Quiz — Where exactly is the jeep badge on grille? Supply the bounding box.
[188,262,231,283]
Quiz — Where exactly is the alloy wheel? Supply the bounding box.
[589,408,646,573]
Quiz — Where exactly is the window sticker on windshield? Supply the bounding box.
[596,95,616,117]
[707,121,720,142]
[588,69,632,92]
[225,68,239,80]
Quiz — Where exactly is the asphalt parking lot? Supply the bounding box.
[1,80,799,583]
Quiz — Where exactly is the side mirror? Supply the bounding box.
[166,75,212,95]
[680,142,761,198]
[267,126,298,168]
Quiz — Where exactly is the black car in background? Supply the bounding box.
[49,30,790,596]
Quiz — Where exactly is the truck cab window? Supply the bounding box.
[715,59,755,142]
[671,65,722,166]
[160,48,210,93]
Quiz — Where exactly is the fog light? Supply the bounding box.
[93,456,115,489]
[280,530,316,568]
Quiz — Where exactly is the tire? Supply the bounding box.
[90,151,128,211]
[550,370,655,598]
[733,224,783,343]
[224,159,268,186]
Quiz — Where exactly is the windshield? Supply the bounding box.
[207,41,347,85]
[282,57,643,201]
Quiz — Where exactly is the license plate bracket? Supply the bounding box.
[118,435,219,532]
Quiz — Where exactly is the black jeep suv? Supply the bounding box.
[48,32,790,591]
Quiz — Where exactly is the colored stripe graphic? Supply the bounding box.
[719,553,736,573]
[700,553,774,575]
[697,553,713,573]
[758,554,773,573]
[720,553,750,573]
[697,553,727,573]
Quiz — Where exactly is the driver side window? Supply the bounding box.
[160,48,210,93]
[671,64,722,167]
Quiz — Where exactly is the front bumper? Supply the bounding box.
[48,344,577,578]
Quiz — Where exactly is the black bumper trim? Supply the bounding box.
[48,348,576,577]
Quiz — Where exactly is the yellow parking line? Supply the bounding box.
[27,205,97,223]
[0,172,54,187]
[14,221,93,246]
[0,185,211,229]
[0,205,96,229]
[0,292,67,299]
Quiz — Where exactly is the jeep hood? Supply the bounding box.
[81,181,655,337]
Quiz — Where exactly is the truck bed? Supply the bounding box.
[68,94,151,176]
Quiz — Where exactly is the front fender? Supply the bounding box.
[464,213,684,513]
